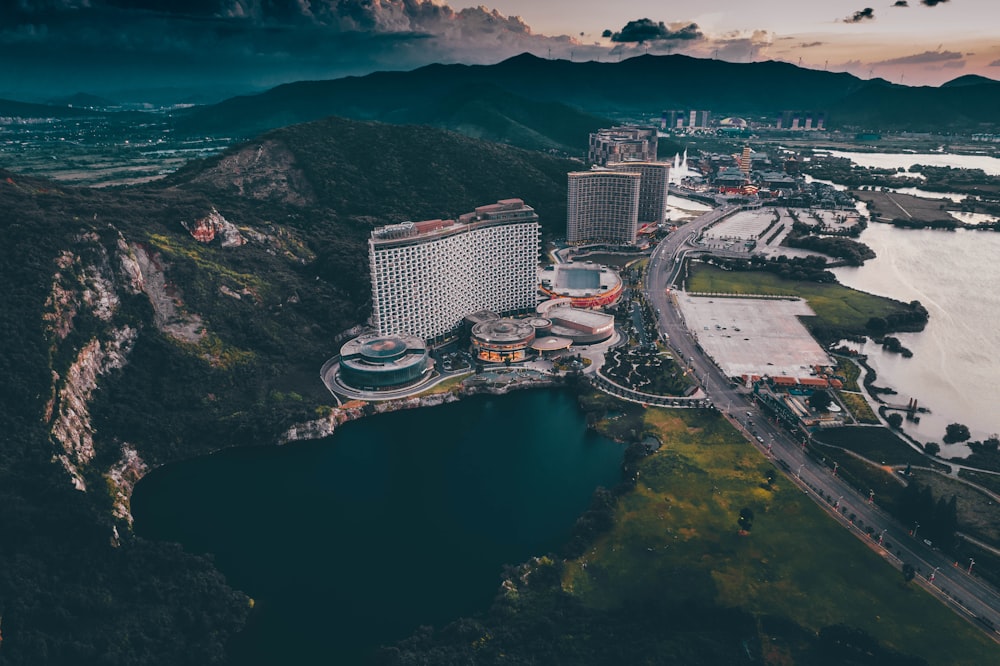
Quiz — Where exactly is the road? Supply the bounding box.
[643,206,1000,640]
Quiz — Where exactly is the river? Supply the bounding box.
[131,389,624,664]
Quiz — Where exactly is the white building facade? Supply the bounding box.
[369,199,540,341]
[567,171,641,245]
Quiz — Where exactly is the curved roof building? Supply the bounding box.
[539,261,623,308]
[339,333,431,390]
[471,318,536,363]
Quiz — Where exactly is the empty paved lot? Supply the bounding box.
[677,295,832,378]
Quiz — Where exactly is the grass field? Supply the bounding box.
[814,426,931,467]
[562,408,1000,665]
[911,469,1000,545]
[839,391,879,423]
[688,264,913,335]
[833,356,862,391]
[959,469,1000,497]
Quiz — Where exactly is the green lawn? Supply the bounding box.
[839,391,879,423]
[688,264,915,337]
[814,426,931,467]
[562,408,1000,666]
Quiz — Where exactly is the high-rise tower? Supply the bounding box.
[369,199,540,341]
[566,171,641,245]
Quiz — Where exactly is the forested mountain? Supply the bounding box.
[173,52,1000,137]
[0,116,579,664]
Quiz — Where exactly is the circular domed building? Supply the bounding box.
[339,333,431,390]
[471,318,536,363]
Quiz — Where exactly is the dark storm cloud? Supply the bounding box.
[875,49,963,65]
[892,1,909,7]
[921,0,950,6]
[844,7,875,23]
[0,1,581,96]
[607,18,703,43]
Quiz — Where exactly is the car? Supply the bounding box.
[756,436,765,443]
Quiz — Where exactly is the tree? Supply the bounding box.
[902,563,916,583]
[886,412,903,429]
[807,389,833,412]
[924,442,940,456]
[738,507,754,532]
[944,423,971,444]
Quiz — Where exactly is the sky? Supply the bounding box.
[1,0,997,101]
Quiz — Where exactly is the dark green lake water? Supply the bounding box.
[131,389,624,664]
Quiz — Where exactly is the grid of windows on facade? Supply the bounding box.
[369,201,539,341]
[609,162,670,225]
[567,172,640,245]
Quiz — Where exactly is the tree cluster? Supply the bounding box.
[895,481,958,548]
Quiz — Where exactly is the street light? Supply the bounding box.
[868,489,875,504]
[834,495,843,509]
[929,566,940,584]
[968,558,975,575]
[911,521,920,538]
[878,529,886,546]
[832,461,839,476]
[797,464,804,479]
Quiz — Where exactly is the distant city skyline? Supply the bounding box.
[0,1,994,100]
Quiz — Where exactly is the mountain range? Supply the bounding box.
[170,53,1000,141]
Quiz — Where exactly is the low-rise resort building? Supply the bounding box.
[338,333,432,390]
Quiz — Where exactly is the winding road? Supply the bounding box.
[643,204,1000,641]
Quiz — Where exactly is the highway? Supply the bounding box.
[643,204,1000,640]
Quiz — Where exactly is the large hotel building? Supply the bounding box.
[566,171,641,245]
[368,199,540,341]
[609,161,670,227]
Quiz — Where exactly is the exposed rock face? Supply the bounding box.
[50,326,137,491]
[181,139,316,207]
[182,207,246,247]
[42,228,147,492]
[105,443,148,527]
[280,392,460,443]
[131,242,206,343]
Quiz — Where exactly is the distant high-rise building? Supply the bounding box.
[369,199,540,341]
[777,111,826,131]
[608,162,670,226]
[567,171,641,245]
[662,109,711,130]
[587,125,658,166]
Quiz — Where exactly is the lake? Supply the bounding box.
[131,389,624,664]
[834,223,1000,451]
[823,150,1000,175]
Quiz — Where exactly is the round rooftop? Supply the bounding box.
[471,318,536,344]
[360,336,409,362]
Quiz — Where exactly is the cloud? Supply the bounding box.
[921,0,950,6]
[0,1,588,95]
[607,18,703,43]
[875,49,963,65]
[844,7,875,23]
[798,41,824,48]
[989,59,1000,67]
[892,1,909,6]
